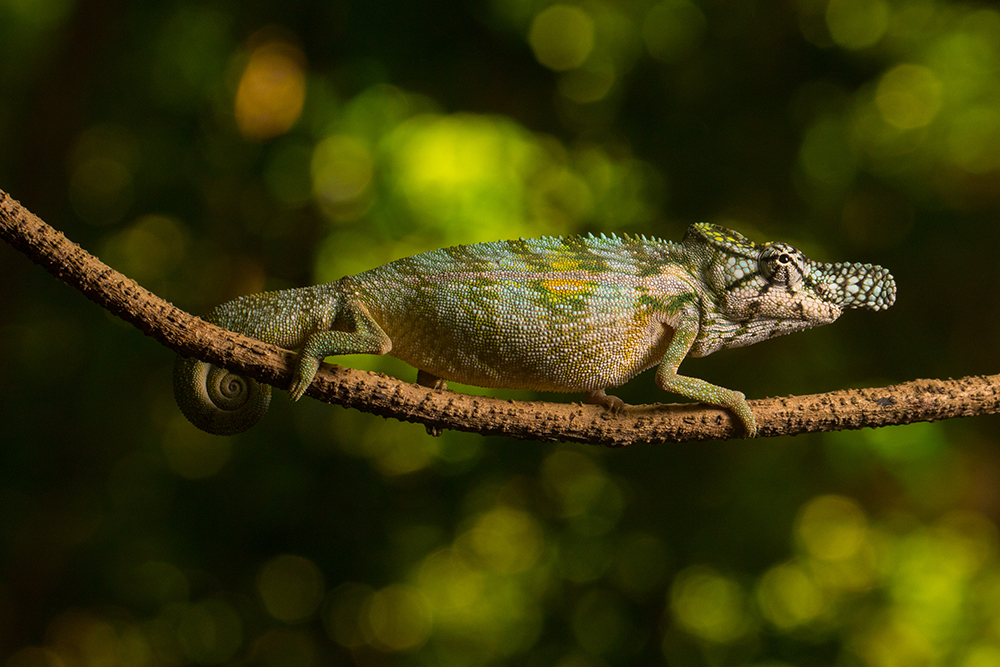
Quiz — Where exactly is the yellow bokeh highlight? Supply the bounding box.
[756,561,829,629]
[465,507,543,573]
[826,0,890,50]
[875,64,943,130]
[235,40,306,140]
[311,134,374,205]
[364,584,433,652]
[324,583,434,653]
[310,84,656,248]
[856,421,945,463]
[931,511,1000,576]
[162,415,233,479]
[753,497,1000,652]
[394,115,524,191]
[927,12,1000,107]
[388,113,541,237]
[418,548,486,615]
[886,512,999,641]
[257,554,326,623]
[44,610,153,667]
[852,612,934,667]
[962,644,1000,667]
[807,543,878,594]
[103,214,189,283]
[642,0,707,63]
[415,545,543,656]
[890,539,966,638]
[670,566,749,643]
[529,5,595,71]
[333,418,442,477]
[796,495,868,561]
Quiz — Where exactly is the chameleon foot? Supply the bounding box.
[416,369,448,391]
[729,395,758,438]
[583,388,627,414]
[289,356,320,402]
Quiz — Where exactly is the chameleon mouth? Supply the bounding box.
[817,261,896,311]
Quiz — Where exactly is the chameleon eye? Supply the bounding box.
[759,245,804,286]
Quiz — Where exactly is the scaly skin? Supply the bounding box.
[174,224,896,436]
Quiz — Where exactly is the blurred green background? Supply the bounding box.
[3,0,1000,665]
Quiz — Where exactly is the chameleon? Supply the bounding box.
[173,223,895,437]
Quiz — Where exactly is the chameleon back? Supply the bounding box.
[350,234,697,392]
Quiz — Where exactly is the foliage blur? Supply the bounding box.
[3,0,1000,665]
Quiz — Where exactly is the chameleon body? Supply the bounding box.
[174,224,896,436]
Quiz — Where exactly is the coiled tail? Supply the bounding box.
[171,283,345,434]
[173,356,271,435]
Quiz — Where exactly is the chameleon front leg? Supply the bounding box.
[288,301,392,401]
[654,322,758,437]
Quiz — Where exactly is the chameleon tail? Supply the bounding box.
[173,356,271,435]
[172,283,349,434]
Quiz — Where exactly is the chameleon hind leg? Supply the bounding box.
[654,323,758,437]
[416,369,448,391]
[583,388,626,413]
[288,301,392,401]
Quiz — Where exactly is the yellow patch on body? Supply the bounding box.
[540,278,592,295]
[544,255,586,272]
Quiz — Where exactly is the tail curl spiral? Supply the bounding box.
[173,357,271,435]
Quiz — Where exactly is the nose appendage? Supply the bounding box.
[817,262,897,311]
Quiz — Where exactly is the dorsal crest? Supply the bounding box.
[685,223,759,259]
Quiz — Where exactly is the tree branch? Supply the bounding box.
[2,188,995,445]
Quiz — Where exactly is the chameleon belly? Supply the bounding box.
[359,272,680,392]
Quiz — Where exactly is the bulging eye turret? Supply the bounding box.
[760,244,805,287]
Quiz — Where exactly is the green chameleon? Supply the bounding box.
[174,223,895,437]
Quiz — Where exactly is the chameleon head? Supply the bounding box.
[686,223,896,354]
